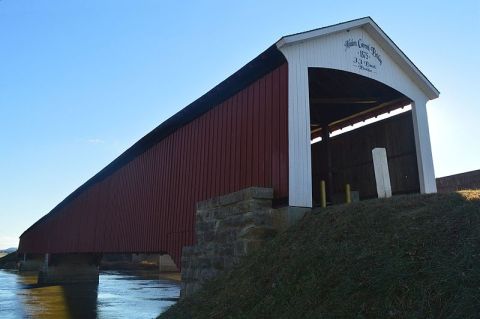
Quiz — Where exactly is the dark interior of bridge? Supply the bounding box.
[308,67,419,205]
[308,67,411,137]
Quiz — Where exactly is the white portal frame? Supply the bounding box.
[276,17,439,208]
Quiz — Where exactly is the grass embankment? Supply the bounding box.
[161,191,480,319]
[0,252,18,269]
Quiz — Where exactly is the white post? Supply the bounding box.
[372,148,392,198]
[411,100,437,193]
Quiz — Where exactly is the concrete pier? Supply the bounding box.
[18,254,44,272]
[38,253,101,285]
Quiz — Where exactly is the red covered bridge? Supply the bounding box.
[19,17,439,277]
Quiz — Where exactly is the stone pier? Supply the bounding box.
[38,253,101,285]
[181,187,284,297]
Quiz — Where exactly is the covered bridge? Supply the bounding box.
[19,17,439,270]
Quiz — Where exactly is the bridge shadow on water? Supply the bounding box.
[61,283,99,318]
[14,271,180,318]
[18,277,98,318]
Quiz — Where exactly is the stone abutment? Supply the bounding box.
[180,187,304,297]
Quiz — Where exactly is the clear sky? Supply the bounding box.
[1,1,479,249]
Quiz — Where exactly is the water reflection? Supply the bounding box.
[0,270,180,319]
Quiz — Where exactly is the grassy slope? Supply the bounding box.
[161,191,480,319]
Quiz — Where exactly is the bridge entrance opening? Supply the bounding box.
[308,68,420,206]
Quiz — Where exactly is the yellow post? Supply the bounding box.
[320,180,326,208]
[345,183,351,204]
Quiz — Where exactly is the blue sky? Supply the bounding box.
[1,1,479,249]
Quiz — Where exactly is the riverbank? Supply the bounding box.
[100,255,181,282]
[161,190,480,318]
[0,251,18,269]
[0,251,181,276]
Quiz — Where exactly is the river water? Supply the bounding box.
[0,269,180,319]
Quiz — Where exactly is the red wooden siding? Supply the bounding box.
[19,63,289,267]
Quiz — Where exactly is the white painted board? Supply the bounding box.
[372,148,392,198]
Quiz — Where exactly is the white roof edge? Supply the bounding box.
[276,17,372,48]
[276,17,440,100]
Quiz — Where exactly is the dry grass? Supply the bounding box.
[458,189,480,201]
